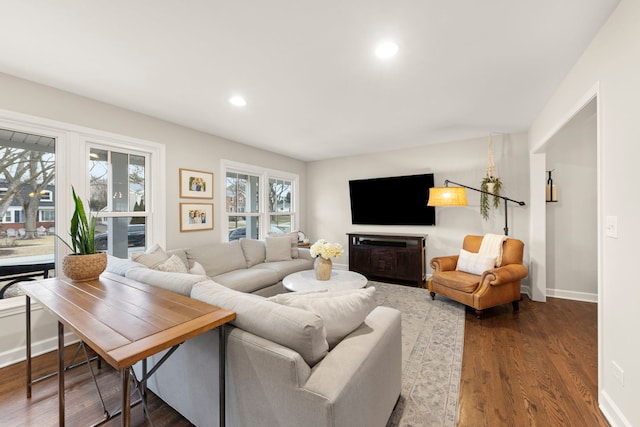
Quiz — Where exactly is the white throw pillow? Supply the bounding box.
[131,243,170,269]
[267,231,299,258]
[189,261,207,276]
[155,254,189,273]
[270,287,376,348]
[265,236,293,262]
[455,249,496,276]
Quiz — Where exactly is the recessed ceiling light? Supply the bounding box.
[229,96,247,107]
[375,42,398,59]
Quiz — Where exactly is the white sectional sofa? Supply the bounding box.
[105,237,402,427]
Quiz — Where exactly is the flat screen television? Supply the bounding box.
[349,173,436,226]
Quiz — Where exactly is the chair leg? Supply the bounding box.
[429,291,436,300]
[475,309,483,319]
[512,300,520,312]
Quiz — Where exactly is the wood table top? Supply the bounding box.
[20,272,236,370]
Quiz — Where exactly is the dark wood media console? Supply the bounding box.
[347,232,427,286]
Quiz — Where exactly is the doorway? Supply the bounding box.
[545,99,598,302]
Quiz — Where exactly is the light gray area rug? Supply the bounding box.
[371,282,465,427]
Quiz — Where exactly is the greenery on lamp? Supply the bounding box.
[479,133,503,220]
[480,175,502,220]
[58,187,98,255]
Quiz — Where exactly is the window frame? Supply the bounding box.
[221,160,299,241]
[0,109,166,312]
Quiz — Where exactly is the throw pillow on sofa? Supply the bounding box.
[265,236,293,262]
[156,254,189,273]
[267,231,299,258]
[240,238,266,267]
[131,243,170,269]
[191,280,329,366]
[269,287,376,348]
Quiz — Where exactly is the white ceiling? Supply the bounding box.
[0,1,619,161]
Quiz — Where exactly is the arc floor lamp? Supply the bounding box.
[427,179,526,236]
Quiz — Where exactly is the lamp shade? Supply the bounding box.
[427,187,468,206]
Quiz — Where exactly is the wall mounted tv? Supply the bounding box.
[349,173,436,226]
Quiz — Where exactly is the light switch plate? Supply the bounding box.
[606,216,618,238]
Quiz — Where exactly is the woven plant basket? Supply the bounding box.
[62,252,107,282]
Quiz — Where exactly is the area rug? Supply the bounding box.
[371,282,465,427]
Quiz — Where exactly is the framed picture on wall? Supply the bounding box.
[180,203,214,232]
[180,168,214,199]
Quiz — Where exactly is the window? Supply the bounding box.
[39,209,55,221]
[223,160,298,241]
[269,178,293,233]
[89,147,149,258]
[39,190,53,202]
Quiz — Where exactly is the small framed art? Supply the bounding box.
[180,168,214,199]
[180,203,214,232]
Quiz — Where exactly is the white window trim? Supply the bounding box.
[221,159,299,241]
[0,108,166,312]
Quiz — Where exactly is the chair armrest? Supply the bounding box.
[430,255,459,272]
[483,264,528,285]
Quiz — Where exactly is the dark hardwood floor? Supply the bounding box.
[0,295,609,426]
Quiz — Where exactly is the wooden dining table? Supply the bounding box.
[20,272,235,426]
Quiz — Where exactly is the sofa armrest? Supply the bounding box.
[430,255,459,272]
[226,306,401,427]
[298,247,314,261]
[482,264,529,286]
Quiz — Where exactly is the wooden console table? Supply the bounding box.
[21,272,235,426]
[347,232,427,286]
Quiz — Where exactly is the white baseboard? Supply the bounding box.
[546,288,598,303]
[0,332,80,369]
[600,390,632,427]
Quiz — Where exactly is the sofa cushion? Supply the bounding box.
[191,280,329,366]
[166,248,189,269]
[269,287,376,348]
[265,236,292,262]
[456,248,495,275]
[250,258,314,281]
[156,254,189,273]
[267,231,299,258]
[432,270,480,293]
[125,266,209,296]
[212,268,280,293]
[186,241,246,277]
[189,261,207,276]
[131,243,170,269]
[105,255,145,276]
[239,238,266,267]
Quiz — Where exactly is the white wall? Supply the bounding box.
[529,0,638,425]
[0,72,307,366]
[545,100,597,301]
[307,133,530,282]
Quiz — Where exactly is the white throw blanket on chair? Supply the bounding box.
[478,233,508,267]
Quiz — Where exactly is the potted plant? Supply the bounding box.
[59,187,107,281]
[480,134,503,220]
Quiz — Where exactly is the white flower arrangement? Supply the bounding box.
[310,239,344,260]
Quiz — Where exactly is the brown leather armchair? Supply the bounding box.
[426,235,528,318]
